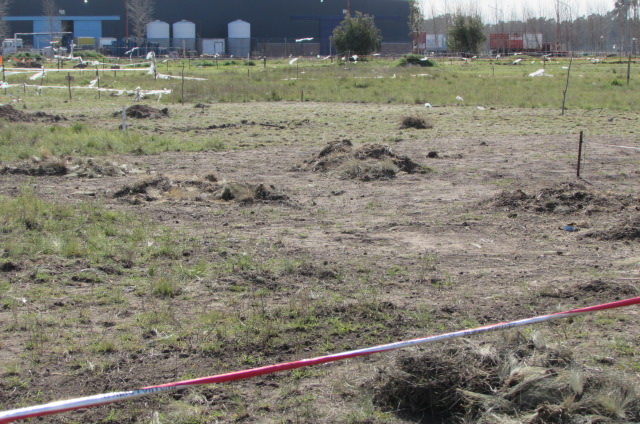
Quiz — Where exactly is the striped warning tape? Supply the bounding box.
[1,296,639,424]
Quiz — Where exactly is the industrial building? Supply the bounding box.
[4,0,412,56]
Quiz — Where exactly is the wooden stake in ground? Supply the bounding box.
[561,57,573,116]
[181,64,185,104]
[121,106,127,132]
[576,131,584,178]
[627,53,632,85]
[66,72,73,100]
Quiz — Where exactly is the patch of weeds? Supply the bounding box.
[339,159,398,181]
[397,55,436,67]
[387,265,406,277]
[90,338,117,354]
[150,275,183,298]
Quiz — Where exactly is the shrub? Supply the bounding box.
[397,55,435,67]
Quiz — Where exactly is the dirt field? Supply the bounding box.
[0,101,639,423]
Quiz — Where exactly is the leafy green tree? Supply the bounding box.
[332,11,382,56]
[447,14,486,55]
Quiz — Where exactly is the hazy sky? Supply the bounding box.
[419,0,615,22]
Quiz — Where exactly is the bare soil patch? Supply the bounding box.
[0,102,638,424]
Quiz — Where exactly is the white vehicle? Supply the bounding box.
[2,38,24,55]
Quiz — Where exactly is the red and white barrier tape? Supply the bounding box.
[1,296,639,423]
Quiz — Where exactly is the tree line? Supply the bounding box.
[417,1,640,55]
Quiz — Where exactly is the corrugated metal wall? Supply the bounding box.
[7,0,410,42]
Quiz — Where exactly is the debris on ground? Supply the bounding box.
[298,139,428,180]
[113,174,288,204]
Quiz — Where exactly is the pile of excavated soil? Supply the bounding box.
[1,157,135,178]
[0,104,33,122]
[372,338,640,423]
[31,111,66,122]
[489,182,638,215]
[583,214,640,241]
[0,105,66,123]
[114,174,288,204]
[399,115,432,129]
[120,105,169,119]
[298,139,426,180]
[14,61,43,69]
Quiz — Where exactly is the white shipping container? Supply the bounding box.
[523,33,543,49]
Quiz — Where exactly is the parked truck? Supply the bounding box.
[1,38,24,55]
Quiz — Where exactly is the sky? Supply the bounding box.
[419,0,615,22]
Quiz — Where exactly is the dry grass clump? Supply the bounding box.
[338,159,398,181]
[371,335,640,423]
[400,115,433,130]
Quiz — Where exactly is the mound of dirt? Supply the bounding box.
[120,105,169,119]
[1,157,67,176]
[0,105,67,123]
[372,337,640,423]
[489,182,638,214]
[114,174,288,204]
[15,61,43,69]
[582,214,640,241]
[400,116,432,129]
[299,140,425,180]
[31,111,66,122]
[0,104,33,122]
[2,157,135,178]
[539,279,638,302]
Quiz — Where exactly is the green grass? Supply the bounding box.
[0,124,224,162]
[0,186,174,266]
[4,57,639,109]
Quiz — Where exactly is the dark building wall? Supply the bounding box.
[8,0,410,41]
